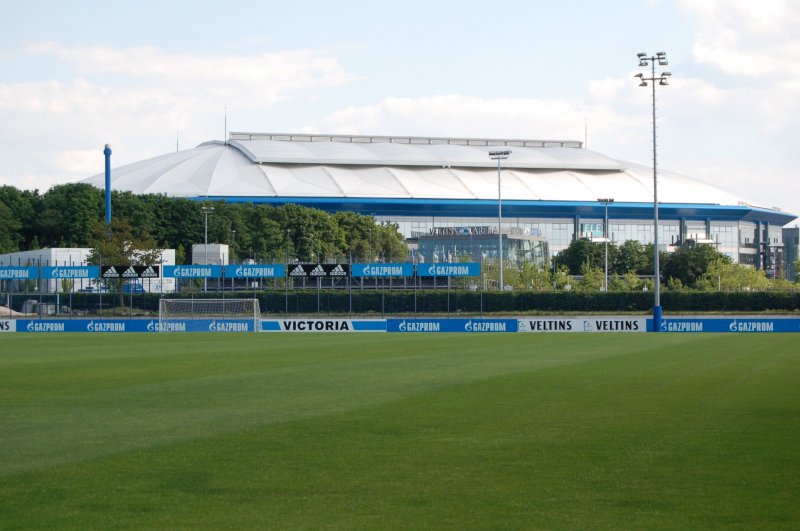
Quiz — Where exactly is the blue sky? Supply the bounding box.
[1,0,798,223]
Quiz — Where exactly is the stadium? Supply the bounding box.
[84,132,797,272]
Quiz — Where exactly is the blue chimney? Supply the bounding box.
[103,144,112,224]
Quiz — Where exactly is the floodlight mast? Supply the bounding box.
[201,206,214,292]
[489,150,511,291]
[635,52,671,332]
[598,198,615,291]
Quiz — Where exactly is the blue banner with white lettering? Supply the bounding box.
[223,264,286,278]
[387,318,517,333]
[17,319,257,333]
[657,317,800,333]
[0,266,38,280]
[41,266,100,279]
[352,263,415,277]
[163,265,222,278]
[418,262,481,277]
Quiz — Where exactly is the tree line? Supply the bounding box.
[1,182,797,291]
[551,237,797,292]
[0,183,407,263]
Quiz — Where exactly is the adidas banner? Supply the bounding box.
[287,263,351,278]
[101,265,160,279]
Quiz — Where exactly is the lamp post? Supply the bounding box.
[598,198,615,291]
[489,150,511,291]
[635,51,671,332]
[201,206,214,292]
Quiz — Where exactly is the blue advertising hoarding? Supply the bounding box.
[0,266,38,279]
[163,265,222,278]
[658,317,800,333]
[418,262,481,277]
[223,264,285,278]
[41,266,100,279]
[16,319,258,333]
[387,318,517,333]
[351,263,415,277]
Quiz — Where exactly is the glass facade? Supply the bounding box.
[381,215,784,268]
[415,228,549,267]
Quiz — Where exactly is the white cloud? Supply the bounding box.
[320,94,619,142]
[0,42,359,192]
[680,0,800,80]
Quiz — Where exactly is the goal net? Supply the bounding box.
[158,298,261,332]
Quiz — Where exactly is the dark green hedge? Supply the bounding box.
[16,289,799,316]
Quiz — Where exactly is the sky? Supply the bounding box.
[1,0,798,225]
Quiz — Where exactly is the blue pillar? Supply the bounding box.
[104,144,112,225]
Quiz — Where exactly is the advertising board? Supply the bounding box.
[351,263,415,277]
[659,318,800,333]
[386,318,517,333]
[261,319,386,332]
[223,264,285,278]
[519,318,647,333]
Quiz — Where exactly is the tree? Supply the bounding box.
[518,262,552,291]
[577,262,604,291]
[662,243,730,288]
[697,259,770,291]
[553,265,574,290]
[0,186,40,250]
[87,217,162,306]
[615,240,650,274]
[555,239,606,275]
[0,202,22,253]
[39,183,103,247]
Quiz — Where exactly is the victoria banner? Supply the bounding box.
[261,319,386,332]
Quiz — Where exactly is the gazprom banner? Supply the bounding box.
[16,319,257,333]
[163,265,222,278]
[223,264,285,278]
[0,267,38,280]
[419,262,481,277]
[659,317,800,333]
[387,318,517,333]
[352,263,414,278]
[261,319,386,332]
[41,266,100,279]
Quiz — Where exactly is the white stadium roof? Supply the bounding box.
[84,132,745,206]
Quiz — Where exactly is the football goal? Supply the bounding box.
[158,298,261,332]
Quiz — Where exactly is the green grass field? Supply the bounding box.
[1,333,799,529]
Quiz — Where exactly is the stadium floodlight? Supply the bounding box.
[201,206,214,292]
[489,150,511,291]
[635,51,671,332]
[597,198,615,291]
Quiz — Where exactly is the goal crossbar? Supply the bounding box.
[158,298,261,332]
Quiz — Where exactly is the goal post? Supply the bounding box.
[158,298,261,332]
